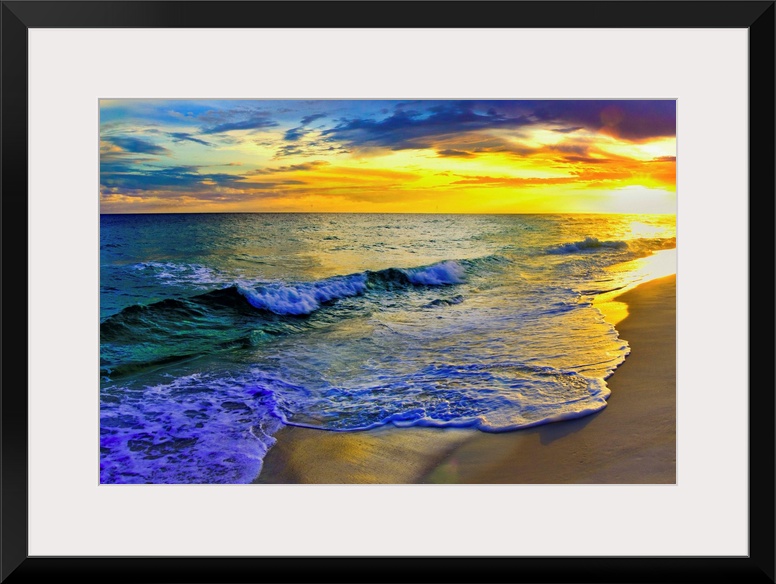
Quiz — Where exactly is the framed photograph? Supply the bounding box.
[2,1,773,582]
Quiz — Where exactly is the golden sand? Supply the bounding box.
[255,274,676,484]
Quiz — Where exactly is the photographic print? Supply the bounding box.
[99,99,676,485]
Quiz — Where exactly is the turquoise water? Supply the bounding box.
[100,213,676,483]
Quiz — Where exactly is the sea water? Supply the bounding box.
[99,213,676,483]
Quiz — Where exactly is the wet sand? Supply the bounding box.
[254,274,676,484]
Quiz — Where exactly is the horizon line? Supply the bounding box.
[99,210,676,216]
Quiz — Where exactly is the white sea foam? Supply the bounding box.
[132,261,224,286]
[238,274,368,315]
[403,260,466,285]
[236,260,468,315]
[100,372,286,484]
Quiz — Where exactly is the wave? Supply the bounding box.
[100,372,286,484]
[547,237,629,254]
[626,236,677,255]
[282,360,615,434]
[234,259,466,316]
[546,236,675,256]
[106,258,495,322]
[237,275,368,316]
[424,294,465,308]
[100,257,501,378]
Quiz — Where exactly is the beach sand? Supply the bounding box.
[254,274,676,484]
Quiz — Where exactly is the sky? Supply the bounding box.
[100,99,676,214]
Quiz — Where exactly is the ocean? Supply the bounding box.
[100,213,676,484]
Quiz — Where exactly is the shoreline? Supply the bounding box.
[254,273,676,484]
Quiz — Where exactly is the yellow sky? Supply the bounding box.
[99,99,676,214]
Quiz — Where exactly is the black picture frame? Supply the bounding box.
[2,2,774,583]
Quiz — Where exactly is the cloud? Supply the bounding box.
[552,126,584,134]
[561,155,612,164]
[569,167,635,182]
[241,180,308,188]
[99,157,313,203]
[107,136,168,155]
[300,113,327,126]
[546,143,591,156]
[283,127,308,141]
[450,175,577,187]
[276,145,304,157]
[540,143,614,164]
[436,149,475,158]
[322,101,533,151]
[284,112,328,141]
[252,161,330,175]
[100,188,284,209]
[167,132,212,146]
[197,107,278,134]
[202,117,278,134]
[430,136,538,158]
[273,141,349,158]
[100,165,249,193]
[526,100,676,141]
